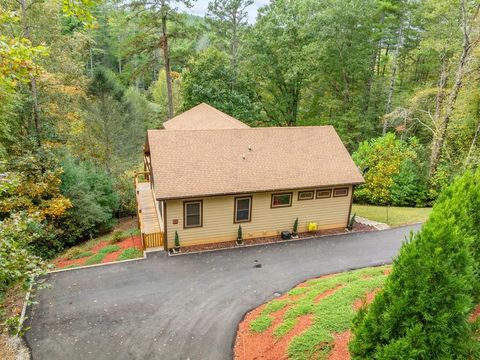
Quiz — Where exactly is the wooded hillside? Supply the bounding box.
[1,0,480,317]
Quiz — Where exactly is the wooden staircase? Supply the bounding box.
[134,172,164,249]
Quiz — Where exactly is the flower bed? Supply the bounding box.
[176,222,375,254]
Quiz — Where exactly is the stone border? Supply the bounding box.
[355,216,390,230]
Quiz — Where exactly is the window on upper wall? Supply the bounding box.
[316,189,332,199]
[234,196,252,223]
[298,191,314,201]
[271,193,293,208]
[333,187,349,197]
[184,200,202,228]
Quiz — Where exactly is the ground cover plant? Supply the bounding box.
[235,266,391,360]
[351,204,432,226]
[52,228,143,269]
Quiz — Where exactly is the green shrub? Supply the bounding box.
[59,156,120,247]
[390,159,428,207]
[117,248,143,261]
[98,245,120,254]
[84,253,105,265]
[349,170,480,359]
[237,225,243,240]
[69,251,93,260]
[352,134,426,206]
[174,231,180,248]
[110,231,124,244]
[293,218,298,234]
[0,214,46,293]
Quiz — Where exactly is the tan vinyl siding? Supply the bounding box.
[165,186,352,248]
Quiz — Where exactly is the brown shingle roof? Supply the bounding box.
[148,126,364,200]
[162,103,250,130]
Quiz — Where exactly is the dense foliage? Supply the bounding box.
[353,134,428,206]
[2,1,480,346]
[349,169,480,358]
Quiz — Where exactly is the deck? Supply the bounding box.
[135,172,164,249]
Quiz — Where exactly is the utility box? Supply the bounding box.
[281,231,292,240]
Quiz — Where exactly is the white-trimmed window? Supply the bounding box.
[184,200,202,228]
[234,196,252,223]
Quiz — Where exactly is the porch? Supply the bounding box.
[134,171,164,250]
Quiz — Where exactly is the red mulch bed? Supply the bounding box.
[329,331,351,360]
[53,236,143,269]
[234,286,342,360]
[179,222,375,254]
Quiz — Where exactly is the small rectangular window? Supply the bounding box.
[316,189,332,199]
[271,193,292,208]
[184,200,202,228]
[234,196,252,223]
[298,191,314,201]
[333,187,349,197]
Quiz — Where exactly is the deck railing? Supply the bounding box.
[134,171,164,250]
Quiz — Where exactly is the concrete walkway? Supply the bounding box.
[25,225,420,360]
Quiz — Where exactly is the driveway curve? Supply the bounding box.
[26,225,420,360]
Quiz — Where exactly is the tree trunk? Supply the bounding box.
[161,15,174,119]
[434,54,449,122]
[429,0,478,178]
[464,121,480,169]
[21,0,41,146]
[230,9,238,89]
[89,47,94,76]
[383,23,403,135]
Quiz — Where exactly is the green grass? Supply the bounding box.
[84,253,106,265]
[117,248,143,261]
[247,266,390,360]
[98,245,121,254]
[69,251,93,260]
[352,204,432,226]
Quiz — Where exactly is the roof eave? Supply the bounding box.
[155,181,365,201]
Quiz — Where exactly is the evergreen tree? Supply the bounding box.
[350,170,480,359]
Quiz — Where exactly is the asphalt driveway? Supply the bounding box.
[26,225,421,360]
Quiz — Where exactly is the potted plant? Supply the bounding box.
[292,218,299,239]
[172,230,180,253]
[347,213,356,231]
[236,225,244,245]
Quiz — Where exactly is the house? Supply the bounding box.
[162,103,250,130]
[135,104,364,251]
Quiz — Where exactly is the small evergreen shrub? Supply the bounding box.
[237,225,243,240]
[348,213,356,230]
[174,231,180,248]
[293,218,298,235]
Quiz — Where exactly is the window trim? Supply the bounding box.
[298,190,314,201]
[234,196,252,223]
[333,187,349,197]
[183,200,203,228]
[271,192,293,208]
[316,189,332,199]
